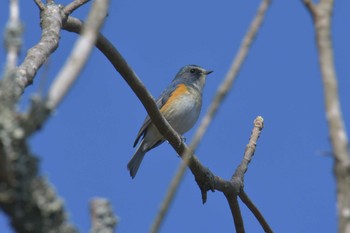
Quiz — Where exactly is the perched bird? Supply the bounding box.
[127,65,213,178]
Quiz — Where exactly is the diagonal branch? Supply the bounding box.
[225,194,245,233]
[15,2,65,94]
[239,191,272,233]
[47,0,109,110]
[232,116,264,182]
[64,0,91,15]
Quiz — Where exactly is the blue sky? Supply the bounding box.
[1,0,350,232]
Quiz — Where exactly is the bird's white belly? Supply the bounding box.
[164,93,201,134]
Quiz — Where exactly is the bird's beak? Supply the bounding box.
[205,70,213,75]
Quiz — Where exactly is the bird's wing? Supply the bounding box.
[133,83,178,147]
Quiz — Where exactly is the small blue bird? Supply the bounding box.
[127,65,213,178]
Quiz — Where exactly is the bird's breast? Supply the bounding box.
[161,85,202,134]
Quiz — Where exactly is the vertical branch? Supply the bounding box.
[303,1,350,232]
[225,194,245,233]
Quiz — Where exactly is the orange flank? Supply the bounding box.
[161,84,189,113]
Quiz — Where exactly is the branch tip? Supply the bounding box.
[254,116,264,129]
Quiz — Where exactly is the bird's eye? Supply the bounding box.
[190,69,196,74]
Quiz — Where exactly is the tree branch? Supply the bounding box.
[225,194,245,233]
[15,2,65,95]
[64,0,91,15]
[303,1,350,233]
[232,116,263,182]
[0,1,77,231]
[0,0,108,232]
[239,191,272,233]
[47,0,109,110]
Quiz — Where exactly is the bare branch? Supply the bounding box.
[303,0,350,232]
[232,116,264,181]
[15,3,65,94]
[222,116,265,232]
[64,0,91,15]
[150,0,271,231]
[0,0,109,232]
[225,195,245,233]
[239,191,273,233]
[47,0,109,110]
[90,198,118,233]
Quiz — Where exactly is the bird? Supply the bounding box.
[127,65,213,178]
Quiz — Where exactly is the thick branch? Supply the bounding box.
[303,1,350,232]
[0,0,109,232]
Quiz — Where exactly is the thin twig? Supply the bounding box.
[47,0,109,109]
[232,116,264,181]
[225,194,245,233]
[303,0,350,232]
[239,191,273,233]
[150,0,271,232]
[64,0,91,15]
[221,116,264,232]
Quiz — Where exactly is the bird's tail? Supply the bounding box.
[127,143,146,178]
